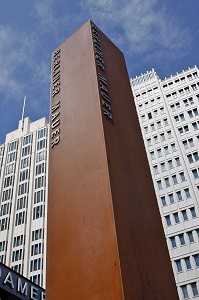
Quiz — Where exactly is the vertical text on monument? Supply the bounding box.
[91,22,113,120]
[51,49,61,148]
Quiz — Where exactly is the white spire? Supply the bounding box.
[21,95,26,131]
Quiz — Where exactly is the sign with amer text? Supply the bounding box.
[0,262,45,300]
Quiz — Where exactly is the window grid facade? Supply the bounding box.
[0,117,48,288]
[131,66,199,299]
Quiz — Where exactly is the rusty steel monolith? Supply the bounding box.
[46,20,178,299]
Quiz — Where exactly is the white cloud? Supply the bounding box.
[0,25,50,110]
[81,0,192,61]
[33,0,57,33]
[0,26,25,101]
[32,0,73,38]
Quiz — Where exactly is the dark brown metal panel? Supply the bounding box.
[96,26,178,299]
[47,20,178,299]
[47,21,124,300]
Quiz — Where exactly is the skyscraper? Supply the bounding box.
[0,117,48,288]
[131,66,199,299]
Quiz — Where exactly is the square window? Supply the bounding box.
[189,97,194,104]
[193,108,199,116]
[180,113,185,121]
[191,282,199,297]
[183,99,188,106]
[181,285,189,299]
[153,165,158,174]
[167,130,172,138]
[154,110,158,116]
[182,140,188,149]
[193,152,199,161]
[170,104,175,111]
[161,196,167,206]
[170,237,177,248]
[157,149,162,157]
[157,121,161,128]
[179,234,185,245]
[147,139,152,146]
[176,260,182,272]
[160,133,165,141]
[165,215,171,226]
[157,180,163,190]
[171,143,176,152]
[185,257,192,270]
[168,160,173,169]
[154,136,158,143]
[172,175,178,185]
[151,124,155,131]
[184,125,189,132]
[176,191,182,201]
[190,207,197,218]
[175,158,181,167]
[174,115,180,122]
[187,154,194,163]
[188,138,194,147]
[187,74,192,80]
[165,177,170,187]
[150,151,155,159]
[187,231,194,243]
[182,210,188,221]
[178,127,183,134]
[184,188,191,198]
[185,86,190,93]
[192,122,198,130]
[174,212,180,224]
[169,194,175,204]
[193,255,199,267]
[192,169,199,179]
[161,163,166,172]
[180,172,186,182]
[164,146,169,154]
[163,118,168,125]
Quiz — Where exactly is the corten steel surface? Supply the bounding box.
[47,20,178,299]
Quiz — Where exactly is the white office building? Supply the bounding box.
[0,117,49,288]
[131,66,199,299]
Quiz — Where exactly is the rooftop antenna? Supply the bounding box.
[21,96,26,131]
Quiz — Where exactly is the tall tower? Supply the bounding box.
[0,117,49,288]
[131,66,199,299]
[47,20,178,299]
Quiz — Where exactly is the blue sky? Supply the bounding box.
[0,0,198,143]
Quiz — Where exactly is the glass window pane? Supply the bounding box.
[191,283,199,296]
[181,285,189,299]
[176,260,182,272]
